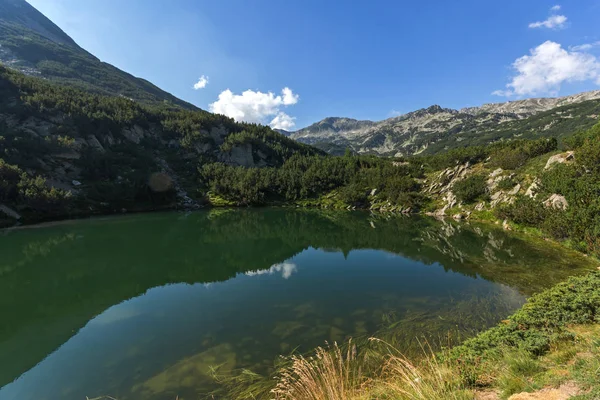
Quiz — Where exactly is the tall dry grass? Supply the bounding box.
[373,351,472,399]
[271,339,370,400]
[270,338,473,400]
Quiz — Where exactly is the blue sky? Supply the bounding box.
[25,0,600,130]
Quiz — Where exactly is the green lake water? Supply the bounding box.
[0,209,595,400]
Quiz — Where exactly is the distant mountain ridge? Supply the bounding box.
[289,91,600,156]
[0,0,196,109]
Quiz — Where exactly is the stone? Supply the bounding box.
[525,180,540,198]
[489,168,504,178]
[544,194,569,210]
[0,204,21,220]
[545,151,575,170]
[491,191,503,201]
[122,126,145,144]
[508,183,521,196]
[86,135,105,153]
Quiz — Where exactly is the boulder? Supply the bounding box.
[507,183,521,196]
[86,135,105,153]
[489,168,504,178]
[0,204,21,220]
[545,151,575,170]
[543,194,568,210]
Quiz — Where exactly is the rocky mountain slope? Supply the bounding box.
[290,91,600,156]
[0,0,196,109]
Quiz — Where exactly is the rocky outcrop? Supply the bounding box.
[154,157,199,209]
[86,135,105,153]
[544,194,569,210]
[221,144,268,168]
[121,125,146,144]
[0,204,21,220]
[545,151,575,170]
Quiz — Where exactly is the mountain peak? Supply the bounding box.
[0,0,197,109]
[0,0,77,47]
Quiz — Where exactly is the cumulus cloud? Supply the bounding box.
[270,112,296,130]
[550,5,561,11]
[246,263,298,279]
[529,14,567,29]
[493,41,600,97]
[209,87,299,129]
[193,75,209,90]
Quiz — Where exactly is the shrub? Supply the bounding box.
[491,149,529,170]
[495,196,547,226]
[18,176,72,214]
[578,136,600,174]
[447,271,600,382]
[453,175,488,204]
[496,177,516,191]
[0,158,22,202]
[338,184,368,206]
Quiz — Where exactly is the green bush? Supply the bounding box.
[338,184,368,206]
[496,177,516,191]
[453,174,488,204]
[491,149,529,170]
[447,271,600,383]
[495,196,547,226]
[489,138,558,170]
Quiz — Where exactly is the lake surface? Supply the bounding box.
[0,209,595,400]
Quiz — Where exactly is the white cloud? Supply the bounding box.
[570,42,600,52]
[246,263,297,279]
[270,112,296,130]
[209,87,299,128]
[193,75,209,90]
[529,14,567,29]
[550,5,561,11]
[493,41,600,97]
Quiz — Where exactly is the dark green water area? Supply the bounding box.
[0,209,595,400]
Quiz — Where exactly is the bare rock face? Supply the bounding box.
[545,151,575,170]
[288,91,600,156]
[86,135,105,153]
[121,125,146,144]
[544,194,569,210]
[221,144,267,168]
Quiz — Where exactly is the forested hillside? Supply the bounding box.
[0,66,319,224]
